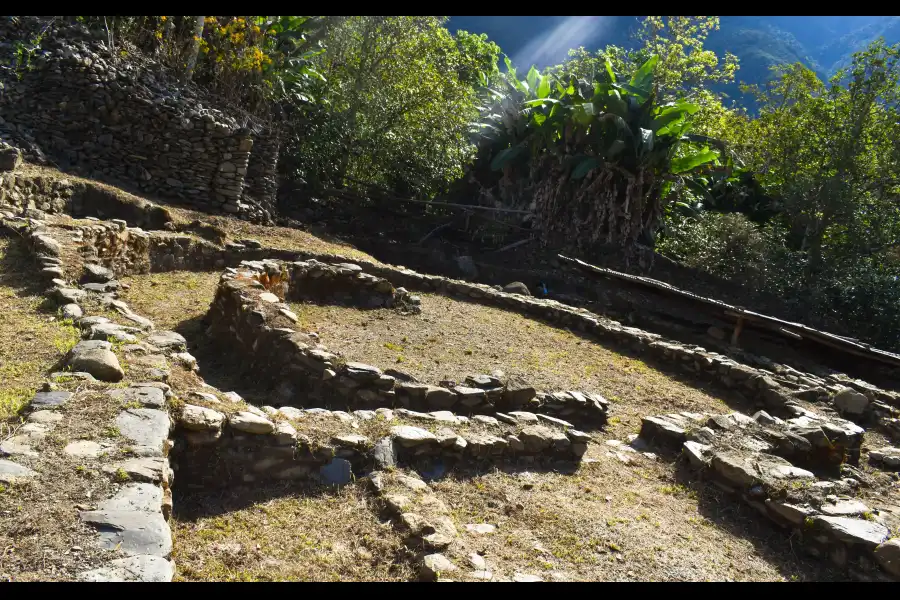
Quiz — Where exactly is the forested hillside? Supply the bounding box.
[3,15,900,353]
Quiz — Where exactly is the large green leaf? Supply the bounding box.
[630,55,659,94]
[490,145,526,171]
[604,58,616,84]
[526,65,540,94]
[670,147,719,174]
[613,82,650,101]
[537,74,551,99]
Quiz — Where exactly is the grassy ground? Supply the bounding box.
[429,448,841,582]
[172,481,413,582]
[290,293,745,434]
[0,234,80,423]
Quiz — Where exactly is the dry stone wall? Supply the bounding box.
[205,260,610,426]
[65,215,900,437]
[0,17,276,223]
[639,410,898,581]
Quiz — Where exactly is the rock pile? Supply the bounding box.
[640,409,898,580]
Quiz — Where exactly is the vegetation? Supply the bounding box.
[8,15,900,349]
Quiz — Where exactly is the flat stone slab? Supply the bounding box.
[319,458,353,486]
[0,459,37,483]
[536,414,574,429]
[103,457,168,484]
[88,322,139,343]
[812,515,890,547]
[64,440,104,458]
[146,331,186,350]
[30,390,73,410]
[98,483,162,513]
[27,410,63,425]
[465,523,497,534]
[0,436,38,458]
[109,387,166,409]
[116,409,171,454]
[79,509,172,557]
[79,555,175,582]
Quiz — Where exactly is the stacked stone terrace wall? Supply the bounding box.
[64,216,900,434]
[0,17,276,223]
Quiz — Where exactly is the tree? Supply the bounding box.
[183,15,205,81]
[289,16,486,196]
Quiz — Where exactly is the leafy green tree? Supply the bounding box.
[291,16,485,196]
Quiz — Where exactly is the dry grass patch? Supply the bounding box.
[116,271,221,332]
[0,234,81,422]
[164,205,378,262]
[429,445,843,582]
[172,481,413,581]
[291,293,739,433]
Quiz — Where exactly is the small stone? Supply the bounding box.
[64,440,103,457]
[61,303,83,320]
[68,340,124,382]
[683,441,711,469]
[372,437,396,469]
[536,414,574,429]
[833,388,870,416]
[30,390,72,409]
[259,292,280,303]
[391,425,437,447]
[82,263,115,283]
[180,404,226,431]
[507,411,539,423]
[567,429,591,443]
[512,573,543,582]
[820,499,871,517]
[464,523,496,534]
[874,538,900,577]
[0,459,37,483]
[319,458,352,486]
[229,411,275,434]
[421,554,457,581]
[502,282,530,296]
[146,331,186,350]
[472,415,499,427]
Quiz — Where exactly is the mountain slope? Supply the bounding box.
[448,15,900,105]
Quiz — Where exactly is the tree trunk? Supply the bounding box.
[534,157,660,258]
[183,15,205,82]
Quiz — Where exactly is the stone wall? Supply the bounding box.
[171,401,592,490]
[205,260,610,426]
[0,17,276,223]
[639,410,897,581]
[66,217,900,433]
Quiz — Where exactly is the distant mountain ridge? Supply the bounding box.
[448,16,900,104]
